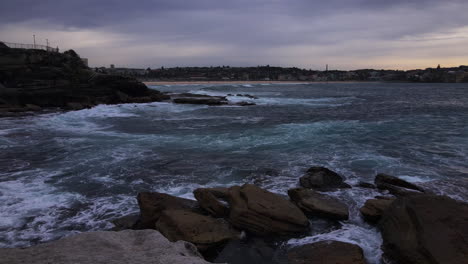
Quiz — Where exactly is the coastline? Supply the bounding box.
[144,80,312,85]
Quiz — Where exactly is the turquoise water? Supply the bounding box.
[0,82,467,263]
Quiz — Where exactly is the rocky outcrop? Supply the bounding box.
[136,192,200,229]
[0,47,169,115]
[287,241,367,264]
[374,173,425,196]
[299,167,351,190]
[0,230,211,264]
[156,209,240,251]
[171,93,228,105]
[359,196,395,223]
[111,213,140,231]
[194,188,230,217]
[227,184,309,236]
[379,195,468,264]
[288,188,349,220]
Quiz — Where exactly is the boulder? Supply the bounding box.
[356,181,376,189]
[173,97,228,105]
[375,173,425,196]
[287,240,367,264]
[66,102,85,110]
[380,195,468,264]
[136,192,200,229]
[227,184,309,236]
[288,188,349,220]
[0,230,211,264]
[111,213,140,231]
[212,237,278,264]
[359,197,395,223]
[155,209,240,251]
[299,167,351,190]
[194,188,230,217]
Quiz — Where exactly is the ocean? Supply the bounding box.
[0,82,467,263]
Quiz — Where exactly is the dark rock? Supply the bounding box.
[359,197,395,223]
[235,101,256,106]
[375,173,425,195]
[227,184,309,236]
[288,188,349,220]
[287,240,367,264]
[173,97,228,105]
[0,230,211,264]
[0,42,9,49]
[299,167,351,190]
[25,104,42,111]
[194,188,229,218]
[66,102,85,110]
[155,209,240,251]
[211,237,280,264]
[380,195,468,264]
[111,213,140,231]
[136,192,200,229]
[356,182,376,189]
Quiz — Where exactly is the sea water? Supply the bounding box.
[0,82,467,263]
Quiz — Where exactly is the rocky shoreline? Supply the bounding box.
[2,166,467,264]
[0,44,255,118]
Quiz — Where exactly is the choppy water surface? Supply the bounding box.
[1,82,467,263]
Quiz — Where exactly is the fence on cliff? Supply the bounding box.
[1,41,59,52]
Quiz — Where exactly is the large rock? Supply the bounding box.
[359,197,395,223]
[375,173,425,196]
[227,184,309,236]
[380,195,468,264]
[173,97,228,105]
[194,188,230,217]
[288,188,349,220]
[0,230,211,264]
[155,209,240,251]
[287,240,367,264]
[136,192,200,229]
[299,167,351,190]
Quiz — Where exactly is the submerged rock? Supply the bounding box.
[136,192,200,229]
[156,209,240,251]
[359,196,395,223]
[374,173,425,196]
[172,96,228,105]
[380,195,468,264]
[299,166,351,190]
[288,188,349,220]
[287,240,367,264]
[227,184,309,236]
[0,230,211,264]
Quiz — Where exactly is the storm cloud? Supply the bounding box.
[1,0,467,69]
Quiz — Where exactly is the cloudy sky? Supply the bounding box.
[1,0,467,70]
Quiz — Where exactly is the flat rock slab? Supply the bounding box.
[288,188,349,220]
[0,230,211,264]
[380,195,468,264]
[287,240,367,264]
[156,209,240,251]
[228,184,309,236]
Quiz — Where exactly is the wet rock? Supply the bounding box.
[374,173,425,196]
[155,209,240,251]
[0,230,211,264]
[380,195,468,264]
[288,188,349,220]
[356,181,376,189]
[299,167,351,190]
[212,237,280,264]
[359,197,395,223]
[235,101,256,106]
[227,184,309,236]
[111,213,140,231]
[25,104,42,111]
[66,102,85,110]
[173,97,228,105]
[287,240,367,264]
[194,188,230,218]
[136,192,200,229]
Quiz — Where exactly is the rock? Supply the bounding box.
[155,209,240,251]
[380,195,468,264]
[194,188,229,217]
[66,102,85,110]
[288,188,349,220]
[227,184,309,236]
[136,192,200,229]
[287,240,367,264]
[299,166,351,190]
[212,237,278,264]
[111,213,140,231]
[235,101,256,106]
[375,173,425,195]
[357,181,376,189]
[0,230,211,264]
[25,104,42,111]
[359,197,395,223]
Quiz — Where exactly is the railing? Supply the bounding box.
[1,41,59,52]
